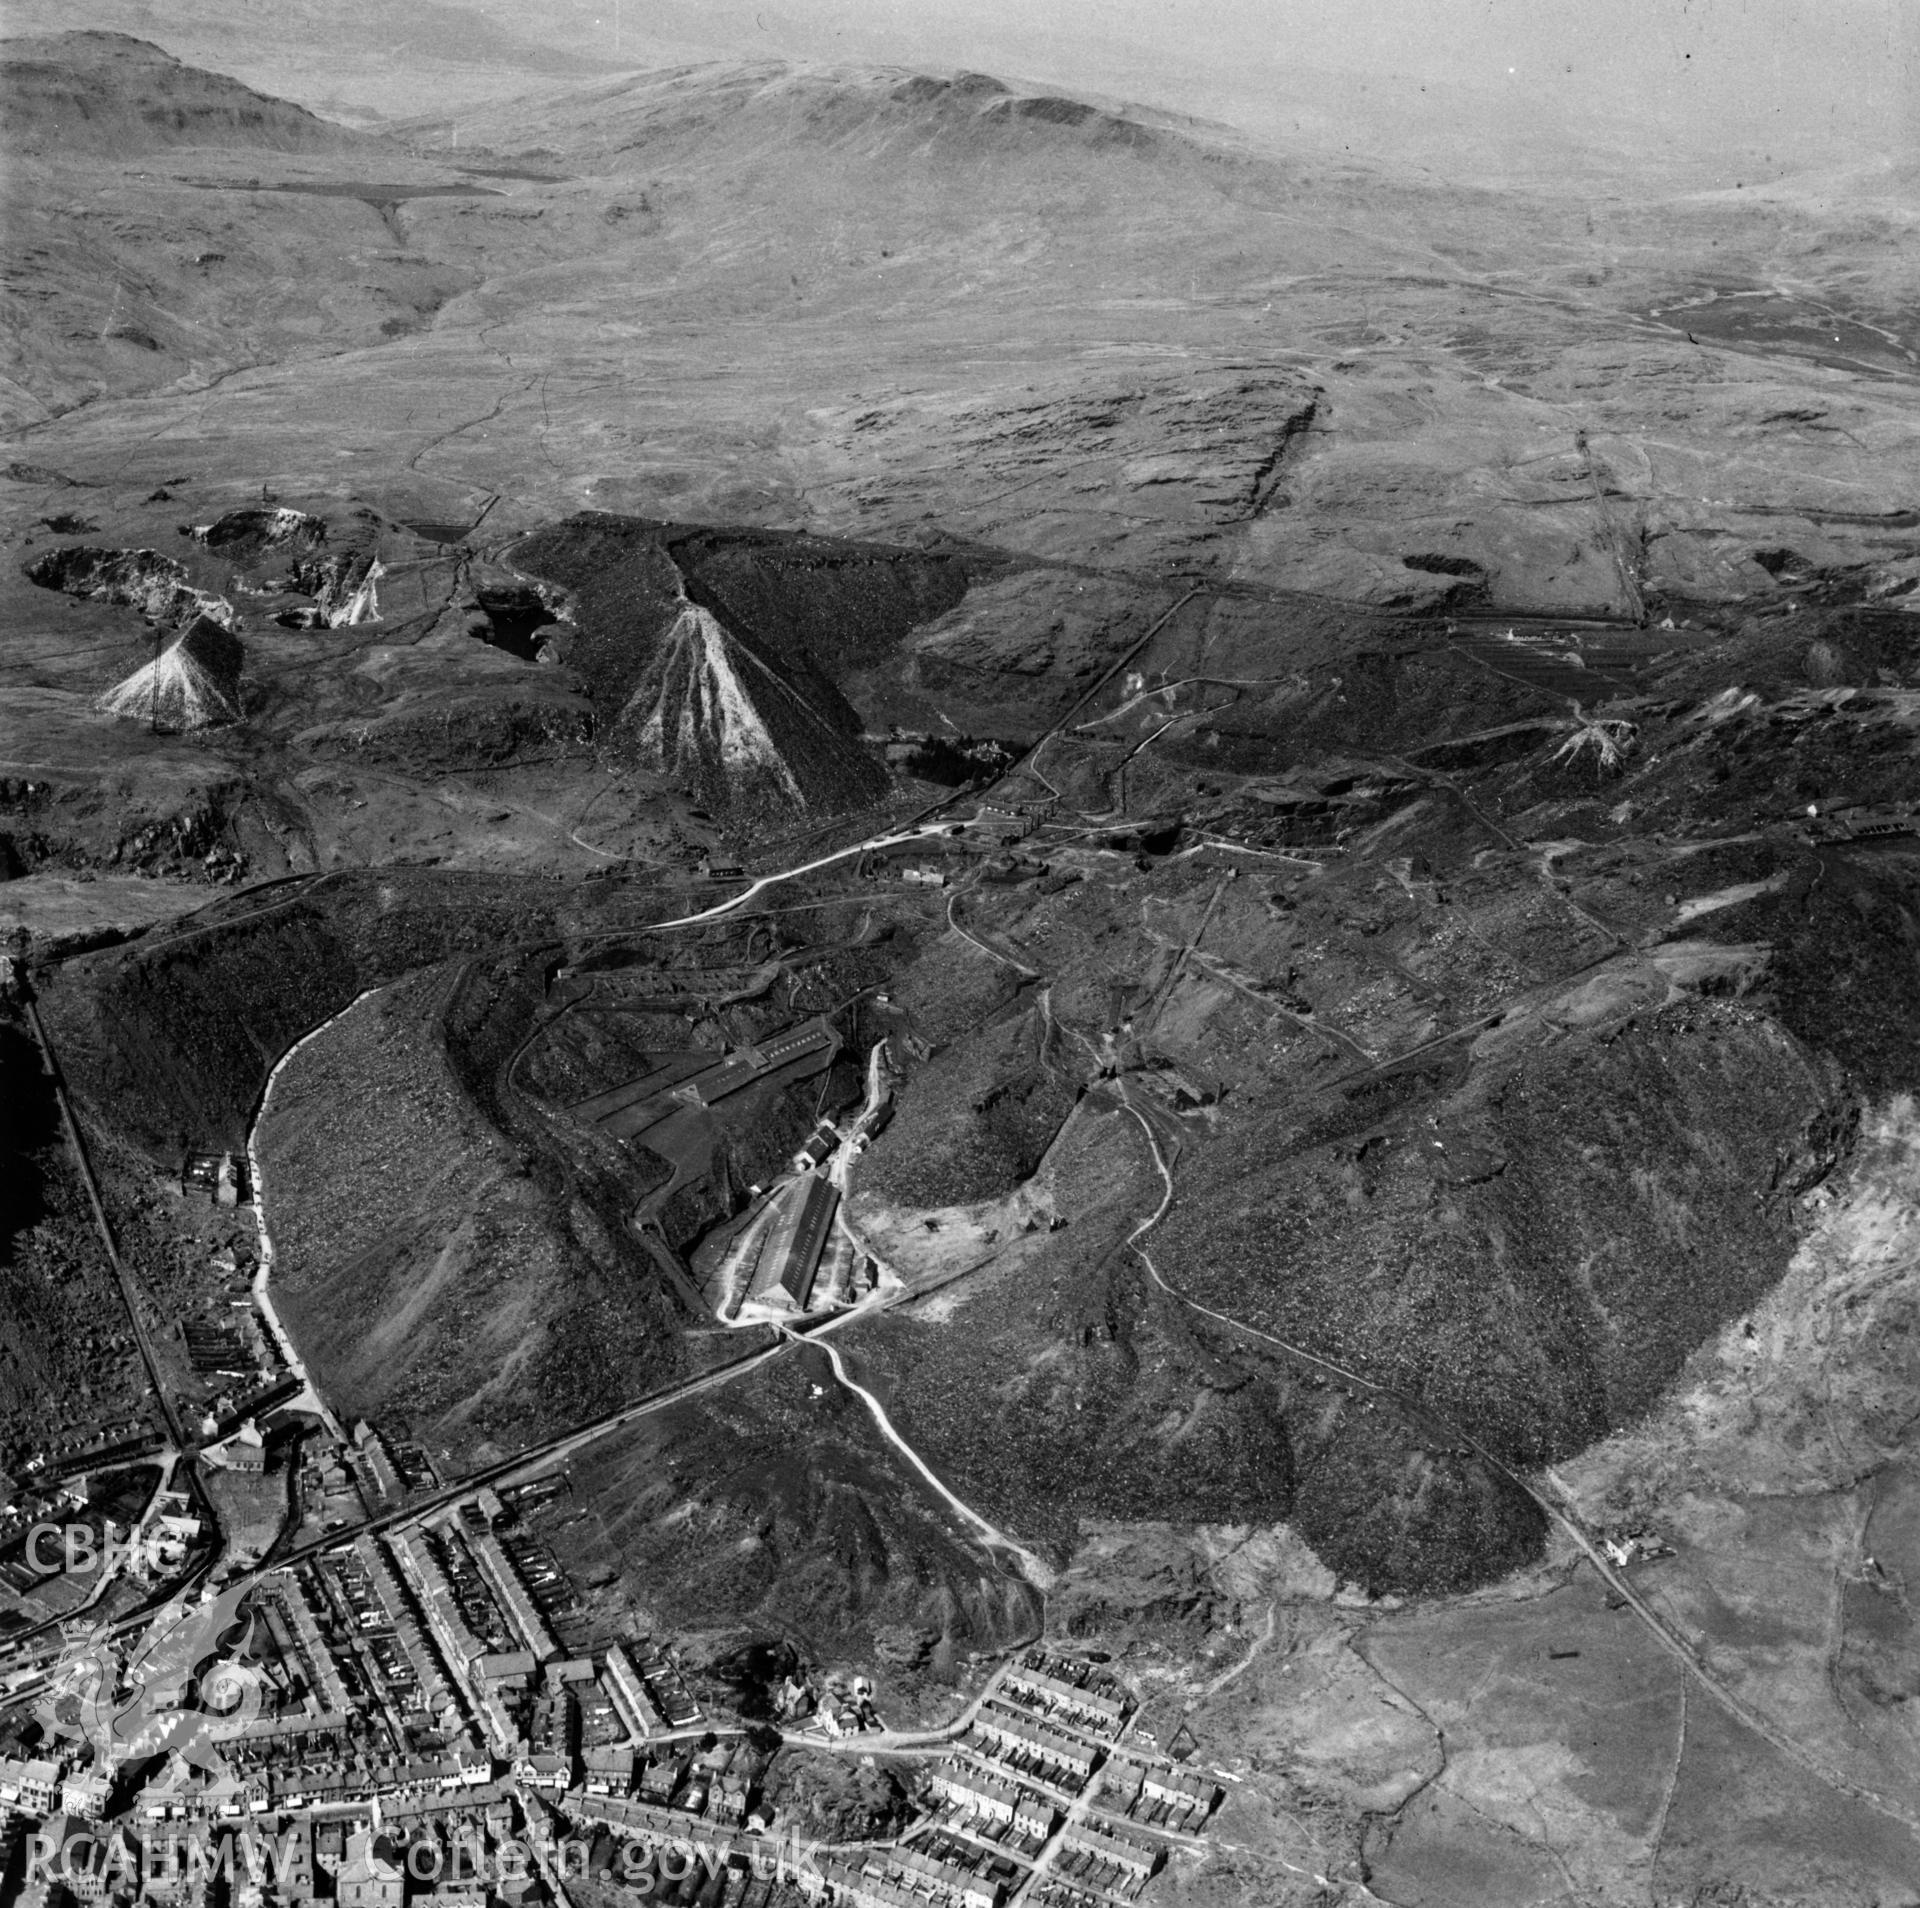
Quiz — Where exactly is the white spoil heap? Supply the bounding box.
[96,614,245,730]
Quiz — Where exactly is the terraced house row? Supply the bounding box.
[928,1766,1056,1841]
[972,1707,1099,1783]
[806,1847,1004,1908]
[1000,1657,1131,1739]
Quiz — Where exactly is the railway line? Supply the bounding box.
[22,999,186,1452]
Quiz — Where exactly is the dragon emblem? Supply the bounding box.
[52,1584,264,1778]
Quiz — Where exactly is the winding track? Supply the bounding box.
[1110,1083,1920,1838]
[782,1325,1057,1591]
[945,889,1040,978]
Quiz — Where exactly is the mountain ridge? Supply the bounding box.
[0,28,365,153]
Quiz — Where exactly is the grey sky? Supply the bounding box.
[613,0,1919,182]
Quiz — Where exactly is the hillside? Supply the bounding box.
[4,25,1919,1901]
[509,513,976,812]
[256,970,678,1451]
[0,30,361,154]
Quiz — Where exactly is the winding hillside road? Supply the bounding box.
[784,1324,1057,1591]
[649,824,947,930]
